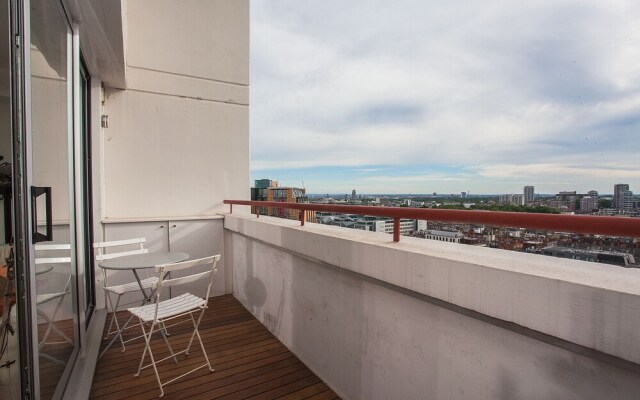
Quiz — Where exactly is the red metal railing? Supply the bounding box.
[223,200,640,242]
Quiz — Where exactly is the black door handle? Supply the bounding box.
[31,186,52,243]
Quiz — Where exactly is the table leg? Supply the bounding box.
[132,269,150,304]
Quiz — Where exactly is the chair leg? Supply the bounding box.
[136,320,164,398]
[158,321,178,364]
[110,294,126,352]
[99,314,134,359]
[184,313,198,356]
[135,319,150,377]
[103,285,108,334]
[37,297,74,365]
[37,308,54,348]
[187,311,214,372]
[103,292,115,340]
[38,295,73,347]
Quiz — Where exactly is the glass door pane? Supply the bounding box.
[29,1,78,398]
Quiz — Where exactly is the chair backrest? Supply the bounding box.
[93,238,148,261]
[34,243,71,265]
[93,238,149,286]
[34,243,72,292]
[153,255,220,303]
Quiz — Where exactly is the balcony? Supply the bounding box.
[216,205,640,400]
[91,295,341,400]
[3,2,640,398]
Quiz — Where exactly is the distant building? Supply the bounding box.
[541,246,638,268]
[352,189,357,199]
[461,192,467,198]
[316,213,419,236]
[524,186,534,204]
[250,180,315,221]
[549,191,578,211]
[613,184,634,211]
[267,186,315,222]
[580,196,598,212]
[498,194,510,204]
[499,193,523,205]
[254,179,277,189]
[423,230,463,243]
[512,194,524,206]
[251,179,278,215]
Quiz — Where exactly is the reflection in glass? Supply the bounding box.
[30,1,78,398]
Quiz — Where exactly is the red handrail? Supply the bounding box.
[223,200,640,242]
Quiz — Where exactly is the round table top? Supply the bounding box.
[98,252,189,270]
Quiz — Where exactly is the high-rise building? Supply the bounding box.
[613,184,633,211]
[512,194,524,205]
[548,191,578,211]
[254,179,277,190]
[498,193,524,205]
[524,186,534,205]
[251,179,278,214]
[267,186,316,222]
[352,189,357,199]
[580,196,598,213]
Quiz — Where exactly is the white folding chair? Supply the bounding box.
[93,238,152,351]
[124,255,220,398]
[34,244,73,365]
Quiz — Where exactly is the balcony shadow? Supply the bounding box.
[243,240,267,313]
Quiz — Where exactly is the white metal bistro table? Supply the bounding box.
[98,251,189,358]
[99,251,189,301]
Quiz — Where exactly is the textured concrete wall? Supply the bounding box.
[225,213,640,400]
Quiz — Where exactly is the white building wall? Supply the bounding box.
[102,0,249,220]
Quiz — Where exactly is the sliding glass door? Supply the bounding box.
[7,0,81,398]
[29,1,79,398]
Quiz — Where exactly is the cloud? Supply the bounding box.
[251,1,640,192]
[362,174,468,182]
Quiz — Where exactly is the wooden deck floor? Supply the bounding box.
[90,295,341,400]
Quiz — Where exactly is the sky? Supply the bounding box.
[250,0,640,195]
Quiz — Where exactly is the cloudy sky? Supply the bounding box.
[250,0,640,195]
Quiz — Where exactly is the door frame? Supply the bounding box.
[10,0,84,397]
[9,0,38,396]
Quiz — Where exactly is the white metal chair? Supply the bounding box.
[93,238,153,351]
[124,255,220,397]
[34,244,73,365]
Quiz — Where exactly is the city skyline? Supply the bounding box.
[250,165,637,195]
[251,1,640,194]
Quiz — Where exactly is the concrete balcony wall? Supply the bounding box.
[224,213,640,400]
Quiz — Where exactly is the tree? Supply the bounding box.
[599,199,613,209]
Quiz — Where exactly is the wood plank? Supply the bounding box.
[275,382,331,400]
[306,390,340,400]
[234,373,321,400]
